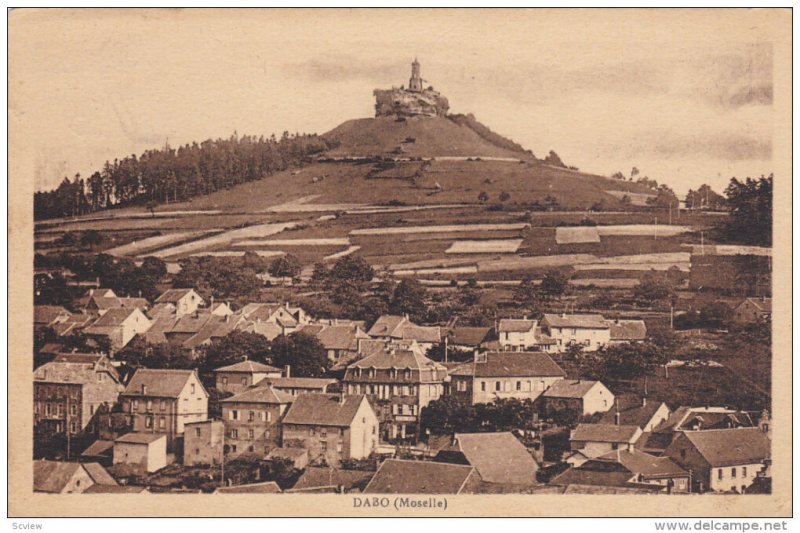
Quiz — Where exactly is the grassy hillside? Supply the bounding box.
[322,116,529,159]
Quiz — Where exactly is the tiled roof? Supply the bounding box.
[34,305,71,325]
[447,327,492,347]
[367,315,408,338]
[473,352,565,378]
[34,357,120,385]
[155,288,196,303]
[543,313,610,329]
[257,376,336,390]
[84,308,145,330]
[215,481,281,493]
[571,423,641,444]
[363,459,476,494]
[115,432,167,444]
[549,464,636,489]
[680,428,770,467]
[52,353,104,364]
[441,432,538,485]
[316,325,367,351]
[289,467,373,492]
[220,385,294,405]
[168,312,217,334]
[122,369,199,398]
[595,450,687,478]
[84,485,147,494]
[117,297,150,310]
[215,360,282,373]
[83,462,119,485]
[498,319,535,333]
[240,321,284,340]
[33,461,84,493]
[542,379,601,399]
[599,399,666,429]
[147,303,177,320]
[80,439,114,458]
[608,319,647,341]
[401,325,441,344]
[282,394,367,427]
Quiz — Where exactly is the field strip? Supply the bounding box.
[345,204,472,215]
[575,263,690,272]
[446,239,523,254]
[596,224,691,236]
[146,221,297,258]
[388,257,481,270]
[324,246,361,261]
[106,231,215,257]
[234,238,351,246]
[477,254,598,272]
[592,252,690,264]
[681,244,771,256]
[555,226,600,244]
[351,223,529,236]
[188,251,286,258]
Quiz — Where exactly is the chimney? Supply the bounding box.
[451,433,457,447]
[642,396,647,407]
[141,384,147,395]
[523,315,528,321]
[614,412,621,426]
[284,365,291,378]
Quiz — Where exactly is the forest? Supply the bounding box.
[33,131,329,220]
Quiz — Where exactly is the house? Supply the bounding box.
[445,326,493,351]
[733,297,772,324]
[607,319,648,345]
[113,432,168,473]
[542,379,615,416]
[363,459,482,494]
[119,369,208,448]
[154,288,205,316]
[367,315,441,350]
[343,342,447,442]
[540,313,611,352]
[34,305,72,331]
[550,450,689,493]
[33,460,117,493]
[50,313,95,338]
[80,439,115,465]
[570,423,643,459]
[637,406,757,454]
[497,318,537,351]
[257,375,338,397]
[266,447,309,469]
[34,353,123,437]
[664,427,771,493]
[219,385,294,458]
[281,394,379,466]
[448,351,565,405]
[184,420,224,466]
[214,359,283,394]
[287,466,374,493]
[435,432,539,486]
[233,302,310,335]
[163,311,224,348]
[313,324,371,367]
[400,324,441,351]
[599,396,670,432]
[82,308,152,350]
[209,301,234,317]
[214,481,282,494]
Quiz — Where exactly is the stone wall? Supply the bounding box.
[374,87,449,118]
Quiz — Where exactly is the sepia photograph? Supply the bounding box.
[7,7,792,519]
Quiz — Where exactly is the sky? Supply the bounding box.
[10,9,788,196]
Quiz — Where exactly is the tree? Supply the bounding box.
[310,262,328,288]
[634,269,679,304]
[543,150,567,168]
[543,195,560,211]
[478,191,489,203]
[329,255,374,291]
[270,331,328,377]
[514,276,543,314]
[389,279,428,322]
[499,191,510,202]
[611,171,626,180]
[201,331,273,374]
[721,175,772,246]
[540,268,572,301]
[595,342,667,381]
[138,256,167,280]
[268,254,301,280]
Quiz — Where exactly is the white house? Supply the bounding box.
[113,433,168,473]
[154,288,205,316]
[541,313,611,352]
[542,379,615,416]
[497,318,537,351]
[82,307,152,350]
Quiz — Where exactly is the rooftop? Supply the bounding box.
[215,360,282,374]
[282,394,367,427]
[543,313,610,329]
[439,432,538,485]
[571,423,642,444]
[542,379,602,399]
[220,385,294,405]
[115,432,167,445]
[498,319,536,333]
[122,368,199,398]
[363,459,476,494]
[680,428,770,467]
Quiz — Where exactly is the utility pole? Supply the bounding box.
[700,232,705,255]
[670,304,674,330]
[65,394,71,460]
[654,217,658,239]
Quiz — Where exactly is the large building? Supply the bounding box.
[219,385,294,458]
[34,354,123,438]
[343,342,447,442]
[540,314,611,352]
[118,369,208,448]
[447,351,565,405]
[281,394,379,466]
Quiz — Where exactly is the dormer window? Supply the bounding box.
[404,369,412,380]
[369,368,376,378]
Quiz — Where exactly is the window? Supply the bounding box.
[680,449,686,460]
[45,404,51,415]
[230,429,238,438]
[248,429,255,440]
[159,417,166,429]
[241,377,247,386]
[146,400,153,411]
[495,381,501,391]
[145,416,153,429]
[160,400,166,411]
[90,404,94,415]
[195,448,200,455]
[266,411,272,423]
[265,430,271,439]
[195,428,202,437]
[611,443,619,450]
[70,422,77,433]
[230,410,239,421]
[337,442,343,452]
[321,441,327,452]
[57,404,64,415]
[248,445,254,452]
[34,403,39,415]
[718,469,723,480]
[372,426,376,435]
[310,428,315,436]
[742,467,747,477]
[516,381,522,391]
[321,429,327,438]
[191,384,196,394]
[132,400,138,411]
[222,377,228,385]
[731,467,737,478]
[231,445,237,453]
[249,411,255,422]
[480,382,486,392]
[404,369,412,380]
